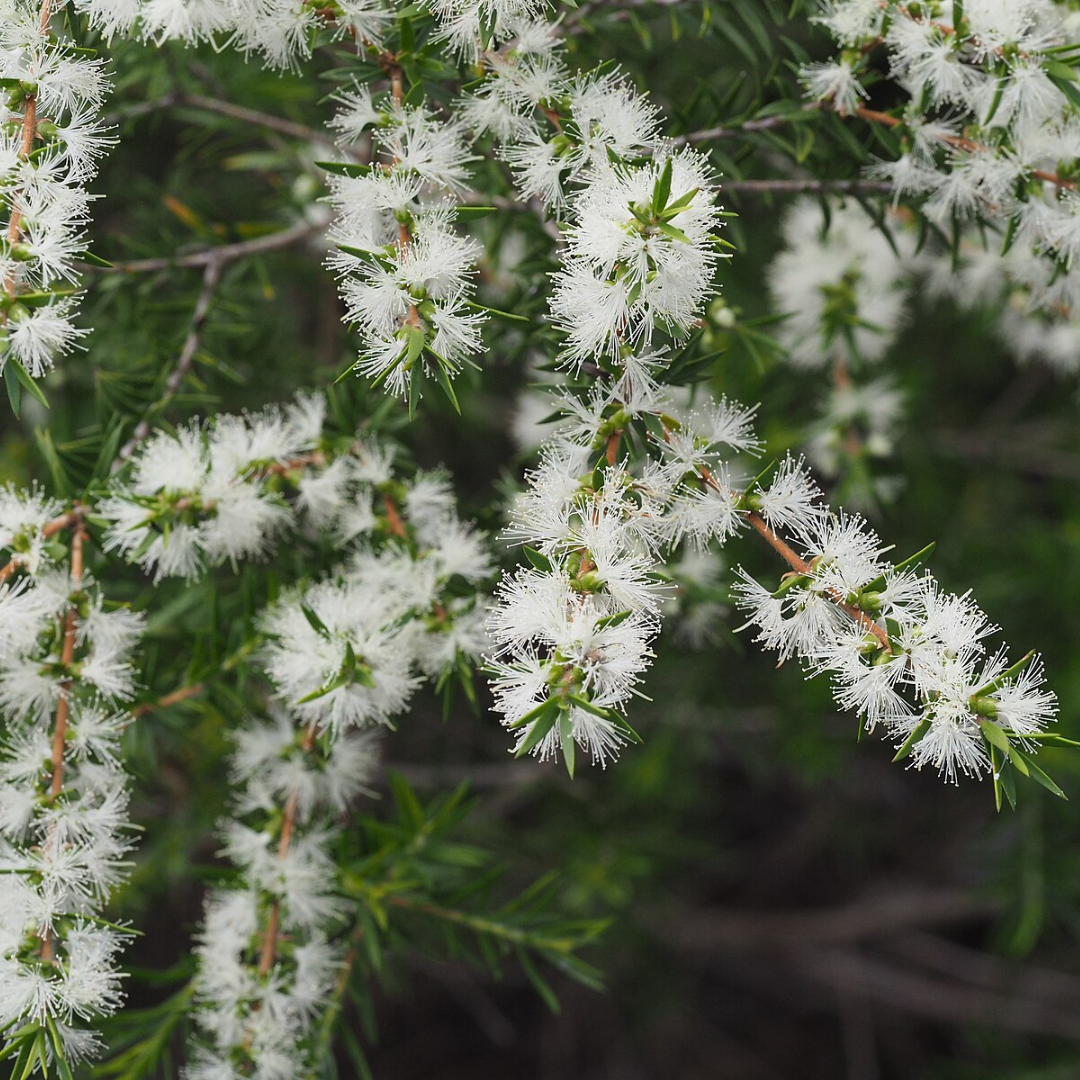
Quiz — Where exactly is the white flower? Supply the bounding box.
[800,58,868,113]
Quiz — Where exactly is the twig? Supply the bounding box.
[2,0,55,306]
[694,457,892,650]
[673,105,823,148]
[744,508,891,650]
[114,257,225,468]
[724,179,893,197]
[104,90,339,150]
[849,105,1075,190]
[93,218,326,275]
[48,513,85,803]
[256,722,318,979]
[130,683,205,718]
[113,257,225,468]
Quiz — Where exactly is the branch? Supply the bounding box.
[130,683,205,718]
[256,722,318,979]
[673,105,823,147]
[104,90,340,150]
[2,0,55,304]
[744,509,892,650]
[724,178,893,197]
[92,217,326,275]
[113,256,226,468]
[49,513,85,802]
[848,105,1076,191]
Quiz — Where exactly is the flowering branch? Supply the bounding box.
[98,218,325,274]
[2,0,56,299]
[47,514,84,803]
[114,257,225,467]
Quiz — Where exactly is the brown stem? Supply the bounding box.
[256,722,318,979]
[130,682,205,717]
[744,509,891,650]
[849,106,1075,191]
[605,431,622,466]
[725,179,894,197]
[94,218,325,274]
[383,493,407,538]
[832,354,863,462]
[3,0,54,303]
[672,103,823,147]
[49,517,84,802]
[114,257,225,469]
[695,459,893,651]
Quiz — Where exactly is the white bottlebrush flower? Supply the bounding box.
[800,58,869,113]
[5,296,88,377]
[552,151,723,362]
[768,199,915,370]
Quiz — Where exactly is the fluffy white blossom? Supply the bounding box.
[0,561,143,1062]
[805,0,1080,315]
[325,98,486,400]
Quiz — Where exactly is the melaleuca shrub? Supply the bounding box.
[0,0,1076,1076]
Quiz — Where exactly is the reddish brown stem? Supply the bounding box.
[697,459,892,651]
[850,106,1075,190]
[130,683,205,717]
[745,510,891,650]
[49,518,84,802]
[256,722,318,979]
[3,0,55,302]
[383,494,407,538]
[605,431,622,467]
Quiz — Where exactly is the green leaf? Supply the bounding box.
[388,771,426,830]
[609,712,644,745]
[5,357,49,412]
[517,947,561,1014]
[594,610,632,631]
[653,154,673,216]
[892,717,930,762]
[523,546,552,573]
[981,719,1029,775]
[462,299,531,322]
[508,696,558,732]
[407,361,423,419]
[454,205,499,217]
[975,650,1035,696]
[4,360,21,418]
[559,712,576,779]
[564,693,612,720]
[79,249,113,268]
[513,705,559,758]
[300,604,330,638]
[315,159,372,178]
[1048,70,1080,112]
[1013,750,1068,799]
[655,220,693,244]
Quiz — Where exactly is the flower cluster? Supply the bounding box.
[805,0,1080,314]
[325,88,485,403]
[552,151,724,368]
[916,227,1080,373]
[96,397,323,581]
[733,455,1057,788]
[187,450,492,1080]
[766,199,912,501]
[769,200,915,371]
[76,0,393,70]
[458,2,1065,794]
[0,500,144,1066]
[0,0,114,383]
